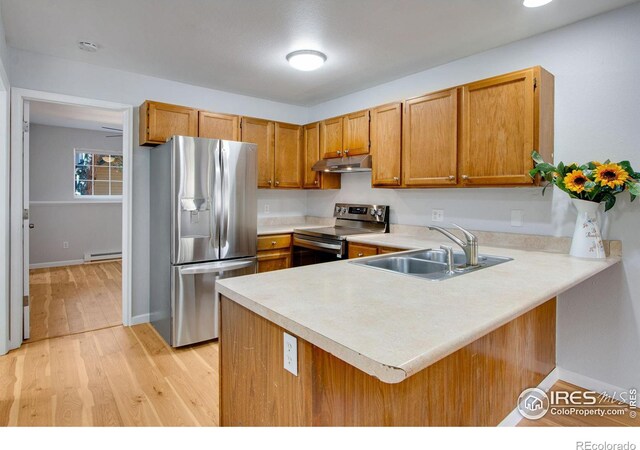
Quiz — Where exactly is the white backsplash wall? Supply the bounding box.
[257,189,307,218]
[308,3,640,390]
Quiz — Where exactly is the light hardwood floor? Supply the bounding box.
[0,324,219,426]
[29,261,122,341]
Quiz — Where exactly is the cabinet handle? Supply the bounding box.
[336,150,342,156]
[271,241,277,246]
[449,175,455,181]
[268,179,272,185]
[275,180,280,186]
[344,149,350,156]
[313,179,318,185]
[358,252,364,257]
[462,175,469,180]
[393,176,399,182]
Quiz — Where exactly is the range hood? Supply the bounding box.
[311,154,372,173]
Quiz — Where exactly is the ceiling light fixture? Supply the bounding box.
[286,50,327,71]
[78,41,98,52]
[523,0,553,7]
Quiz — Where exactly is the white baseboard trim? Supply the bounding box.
[556,367,629,404]
[130,313,150,325]
[29,259,85,269]
[497,368,560,427]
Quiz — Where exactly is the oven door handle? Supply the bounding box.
[293,236,343,254]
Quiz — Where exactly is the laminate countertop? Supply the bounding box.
[216,233,620,383]
[257,224,321,235]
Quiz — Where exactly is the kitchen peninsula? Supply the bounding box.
[216,234,620,426]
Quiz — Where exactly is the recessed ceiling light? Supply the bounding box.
[286,50,327,71]
[78,41,98,52]
[523,0,553,7]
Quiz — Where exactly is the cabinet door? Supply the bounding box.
[371,103,402,187]
[403,89,458,187]
[241,117,274,188]
[274,122,303,188]
[461,69,535,186]
[257,250,291,273]
[343,110,370,156]
[320,117,344,159]
[198,111,239,140]
[378,246,404,254]
[303,123,321,188]
[143,101,198,145]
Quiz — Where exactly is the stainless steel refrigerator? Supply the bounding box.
[150,136,257,347]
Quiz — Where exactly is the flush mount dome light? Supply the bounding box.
[78,41,98,52]
[523,0,553,7]
[286,50,327,71]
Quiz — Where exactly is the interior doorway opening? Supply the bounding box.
[26,100,125,341]
[7,88,133,352]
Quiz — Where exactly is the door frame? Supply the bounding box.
[7,88,134,352]
[0,61,9,356]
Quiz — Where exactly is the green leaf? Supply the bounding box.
[535,163,557,174]
[557,161,565,174]
[604,194,617,212]
[619,161,635,174]
[531,150,545,165]
[628,182,640,196]
[631,193,637,202]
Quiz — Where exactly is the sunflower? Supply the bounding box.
[594,163,629,189]
[564,170,592,193]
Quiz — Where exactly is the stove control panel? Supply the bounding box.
[333,203,389,224]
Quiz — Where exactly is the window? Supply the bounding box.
[74,149,123,198]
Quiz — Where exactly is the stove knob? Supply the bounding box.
[370,208,376,216]
[335,206,341,214]
[375,208,384,217]
[341,207,348,215]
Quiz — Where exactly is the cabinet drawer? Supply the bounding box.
[257,234,292,251]
[348,243,378,259]
[378,246,405,254]
[257,250,291,273]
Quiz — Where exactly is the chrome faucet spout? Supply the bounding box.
[428,224,479,267]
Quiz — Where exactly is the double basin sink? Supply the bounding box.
[350,248,512,281]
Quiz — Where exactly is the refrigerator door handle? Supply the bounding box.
[220,142,230,252]
[179,259,256,276]
[212,142,222,257]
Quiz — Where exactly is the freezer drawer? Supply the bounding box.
[171,257,256,347]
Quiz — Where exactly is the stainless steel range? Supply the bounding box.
[292,203,389,266]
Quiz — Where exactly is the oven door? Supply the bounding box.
[292,234,344,267]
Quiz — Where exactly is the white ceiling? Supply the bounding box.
[29,101,123,132]
[2,0,637,106]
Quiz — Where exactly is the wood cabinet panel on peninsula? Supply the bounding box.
[219,296,556,426]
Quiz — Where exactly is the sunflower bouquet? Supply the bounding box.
[529,151,640,211]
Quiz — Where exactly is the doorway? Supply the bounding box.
[26,101,125,341]
[7,89,133,351]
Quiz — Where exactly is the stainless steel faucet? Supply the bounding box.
[428,223,479,267]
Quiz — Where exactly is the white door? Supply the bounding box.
[22,101,30,340]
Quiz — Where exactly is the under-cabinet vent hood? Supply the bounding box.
[311,154,372,173]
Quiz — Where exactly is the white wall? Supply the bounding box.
[307,3,640,389]
[8,49,307,319]
[29,124,123,265]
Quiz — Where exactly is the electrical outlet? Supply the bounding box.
[63,241,69,249]
[432,209,444,222]
[283,332,298,376]
[511,210,524,227]
[264,203,270,214]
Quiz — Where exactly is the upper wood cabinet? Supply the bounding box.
[320,111,371,159]
[320,116,344,159]
[241,117,275,189]
[460,67,554,186]
[343,109,370,157]
[303,123,341,190]
[371,103,402,187]
[198,111,239,140]
[403,88,459,187]
[140,100,198,146]
[274,122,303,188]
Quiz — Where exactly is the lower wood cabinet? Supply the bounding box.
[257,234,292,273]
[348,243,404,259]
